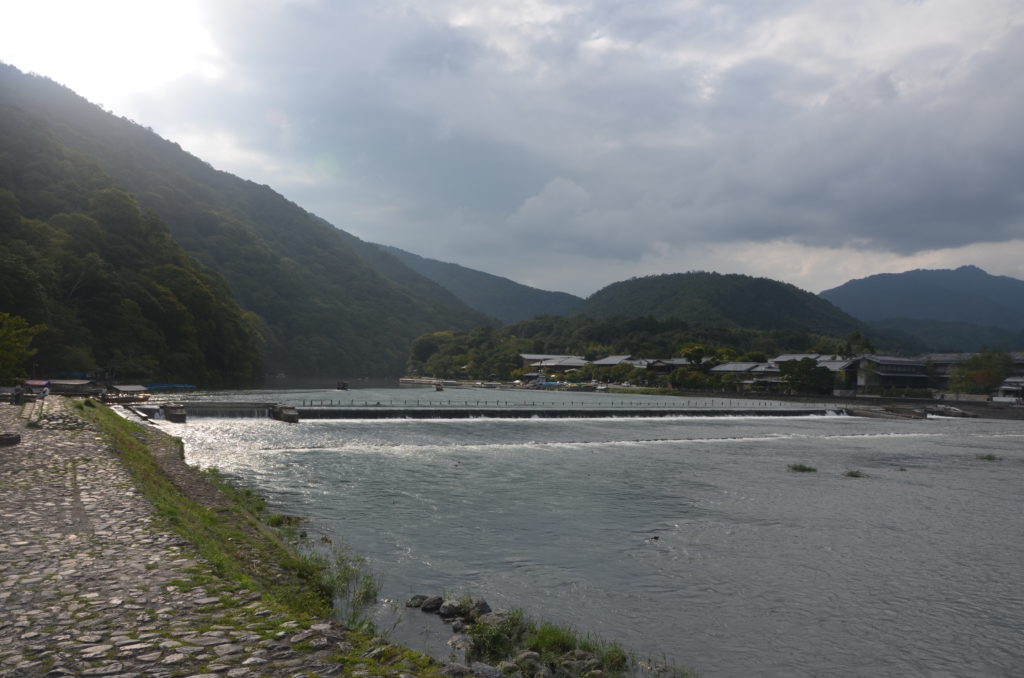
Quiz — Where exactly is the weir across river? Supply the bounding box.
[133,400,845,422]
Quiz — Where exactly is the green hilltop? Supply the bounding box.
[575,271,866,336]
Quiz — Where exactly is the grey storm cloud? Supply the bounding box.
[127,1,1024,286]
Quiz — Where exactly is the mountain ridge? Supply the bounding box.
[820,265,1024,333]
[377,244,583,324]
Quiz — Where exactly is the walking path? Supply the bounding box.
[0,398,408,678]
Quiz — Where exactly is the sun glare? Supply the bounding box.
[0,0,221,111]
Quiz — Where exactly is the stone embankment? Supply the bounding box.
[0,398,415,678]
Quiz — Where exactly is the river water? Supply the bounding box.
[153,387,1024,677]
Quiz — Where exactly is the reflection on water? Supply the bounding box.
[160,388,1024,677]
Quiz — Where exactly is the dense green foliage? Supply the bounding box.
[948,349,1015,394]
[1,64,491,379]
[408,314,857,383]
[575,271,866,336]
[0,104,262,384]
[0,312,45,384]
[777,357,835,394]
[380,244,584,324]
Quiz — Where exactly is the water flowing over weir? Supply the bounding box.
[156,388,1024,677]
[136,402,275,419]
[137,392,847,421]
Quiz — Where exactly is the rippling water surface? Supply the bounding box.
[156,388,1024,677]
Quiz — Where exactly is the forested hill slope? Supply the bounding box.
[378,244,584,324]
[575,272,865,336]
[0,63,491,379]
[0,104,262,385]
[820,266,1024,331]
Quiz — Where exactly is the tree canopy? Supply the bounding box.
[949,349,1014,394]
[0,313,45,384]
[0,105,263,385]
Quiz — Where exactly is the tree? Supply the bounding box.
[680,344,707,365]
[949,349,1013,394]
[779,358,834,395]
[0,313,45,384]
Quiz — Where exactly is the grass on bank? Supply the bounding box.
[467,608,699,678]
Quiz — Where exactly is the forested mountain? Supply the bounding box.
[0,64,491,379]
[378,244,583,324]
[820,266,1024,331]
[0,105,261,385]
[575,272,865,336]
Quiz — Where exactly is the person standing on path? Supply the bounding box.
[40,383,49,400]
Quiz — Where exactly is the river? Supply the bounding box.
[152,387,1024,677]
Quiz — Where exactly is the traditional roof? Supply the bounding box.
[860,354,925,367]
[520,356,585,366]
[591,355,635,366]
[535,357,590,368]
[709,362,762,373]
[817,359,856,372]
[771,354,823,363]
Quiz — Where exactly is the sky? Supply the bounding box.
[3,0,1024,297]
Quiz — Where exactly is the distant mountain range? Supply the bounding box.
[4,64,1021,383]
[377,245,583,324]
[820,265,1024,351]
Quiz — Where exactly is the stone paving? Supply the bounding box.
[0,397,405,678]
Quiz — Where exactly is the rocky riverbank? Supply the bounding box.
[0,397,696,678]
[0,397,437,678]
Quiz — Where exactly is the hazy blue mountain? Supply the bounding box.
[575,272,865,336]
[378,244,583,324]
[820,266,1024,332]
[868,318,1024,353]
[0,63,491,379]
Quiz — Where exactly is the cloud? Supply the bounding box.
[6,0,1023,295]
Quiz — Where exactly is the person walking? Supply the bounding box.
[40,383,50,400]
[12,385,23,405]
